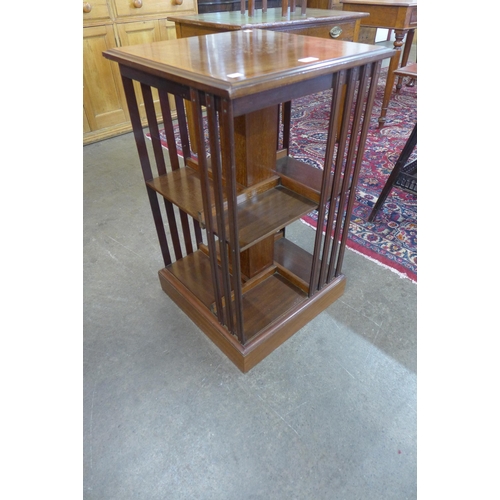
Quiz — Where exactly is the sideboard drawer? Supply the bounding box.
[112,0,197,18]
[273,21,357,41]
[83,0,112,23]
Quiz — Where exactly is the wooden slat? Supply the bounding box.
[309,70,345,295]
[318,67,358,287]
[174,95,192,161]
[190,88,225,324]
[332,62,382,279]
[220,97,245,342]
[282,0,289,16]
[141,82,184,261]
[121,73,171,267]
[282,101,292,152]
[206,93,234,330]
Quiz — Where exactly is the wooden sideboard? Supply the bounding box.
[83,0,198,145]
[103,30,393,371]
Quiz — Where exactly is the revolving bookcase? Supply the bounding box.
[103,29,393,372]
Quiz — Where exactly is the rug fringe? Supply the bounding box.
[299,219,416,284]
[345,244,416,283]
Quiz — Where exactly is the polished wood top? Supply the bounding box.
[103,29,393,100]
[167,7,369,29]
[341,0,416,6]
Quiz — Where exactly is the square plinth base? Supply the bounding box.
[158,268,346,372]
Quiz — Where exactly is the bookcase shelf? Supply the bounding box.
[165,237,315,329]
[219,184,317,251]
[103,29,393,372]
[146,166,206,221]
[148,164,317,250]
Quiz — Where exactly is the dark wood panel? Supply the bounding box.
[274,237,314,291]
[146,166,206,221]
[274,155,323,203]
[236,273,308,342]
[166,250,226,307]
[235,186,317,250]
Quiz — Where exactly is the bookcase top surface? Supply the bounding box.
[103,29,394,99]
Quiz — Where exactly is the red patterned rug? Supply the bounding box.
[149,68,417,282]
[289,69,417,282]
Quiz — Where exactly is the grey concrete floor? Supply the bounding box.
[83,124,416,499]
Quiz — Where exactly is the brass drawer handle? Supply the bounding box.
[174,0,183,4]
[83,2,92,13]
[329,26,343,39]
[133,0,143,7]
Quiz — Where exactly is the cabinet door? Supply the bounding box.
[83,25,128,132]
[83,106,91,134]
[116,20,168,119]
[159,19,177,42]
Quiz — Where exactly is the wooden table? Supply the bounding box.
[168,7,369,42]
[341,0,417,126]
[103,30,393,372]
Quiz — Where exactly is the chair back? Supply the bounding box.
[241,0,307,17]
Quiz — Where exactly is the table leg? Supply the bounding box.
[396,29,415,91]
[378,29,407,128]
[400,29,414,68]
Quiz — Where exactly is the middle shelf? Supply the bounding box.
[146,155,321,252]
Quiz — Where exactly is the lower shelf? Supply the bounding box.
[159,245,346,372]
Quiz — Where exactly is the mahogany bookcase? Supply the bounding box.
[103,30,393,372]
